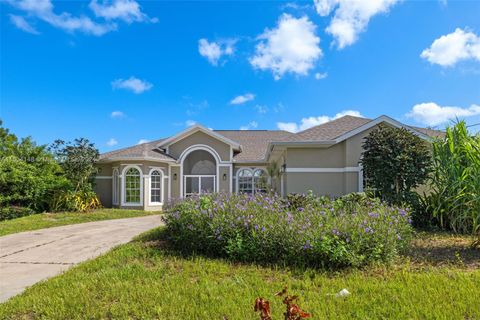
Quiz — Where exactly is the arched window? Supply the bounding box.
[112,168,119,205]
[237,169,253,194]
[150,169,163,205]
[253,169,267,194]
[124,167,142,204]
[237,168,267,194]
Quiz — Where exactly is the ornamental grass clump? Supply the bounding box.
[163,192,412,268]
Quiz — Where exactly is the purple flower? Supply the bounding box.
[303,240,313,250]
[364,227,374,234]
[368,212,379,218]
[332,229,340,236]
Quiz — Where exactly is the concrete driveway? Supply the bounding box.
[0,215,163,303]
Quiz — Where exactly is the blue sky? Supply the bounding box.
[1,0,480,152]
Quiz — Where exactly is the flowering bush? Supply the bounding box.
[163,193,413,268]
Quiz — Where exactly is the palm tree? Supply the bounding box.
[266,161,281,194]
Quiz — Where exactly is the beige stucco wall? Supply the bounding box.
[94,160,170,211]
[218,166,231,193]
[344,127,377,167]
[285,172,359,197]
[170,166,181,199]
[168,131,231,162]
[94,179,112,208]
[286,142,346,168]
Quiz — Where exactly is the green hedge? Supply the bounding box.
[0,206,36,221]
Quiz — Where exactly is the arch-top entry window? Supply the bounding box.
[183,149,217,196]
[125,167,141,204]
[150,170,162,204]
[237,168,267,195]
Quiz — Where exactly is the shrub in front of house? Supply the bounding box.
[163,193,413,268]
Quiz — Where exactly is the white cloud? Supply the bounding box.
[255,105,268,114]
[230,93,255,105]
[5,0,116,36]
[185,120,197,127]
[9,14,39,34]
[198,38,235,66]
[314,0,400,49]
[277,122,299,133]
[315,72,328,80]
[110,110,125,118]
[406,102,480,126]
[420,28,480,67]
[240,121,258,130]
[89,0,157,23]
[250,14,322,80]
[111,76,152,94]
[106,138,118,146]
[277,110,363,133]
[137,139,150,144]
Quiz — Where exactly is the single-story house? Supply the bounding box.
[94,115,442,210]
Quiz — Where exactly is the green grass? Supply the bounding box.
[0,209,159,237]
[1,229,479,319]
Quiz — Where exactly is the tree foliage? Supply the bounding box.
[50,138,99,191]
[0,121,101,216]
[0,120,68,212]
[361,124,432,205]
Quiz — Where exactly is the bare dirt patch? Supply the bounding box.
[406,232,480,269]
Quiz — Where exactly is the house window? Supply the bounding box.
[237,168,268,195]
[124,167,141,204]
[112,168,119,205]
[237,169,253,194]
[150,170,162,204]
[253,169,267,194]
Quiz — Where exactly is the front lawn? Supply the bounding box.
[0,209,159,237]
[0,228,478,319]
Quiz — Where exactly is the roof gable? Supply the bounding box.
[157,124,242,150]
[279,115,434,143]
[334,115,432,143]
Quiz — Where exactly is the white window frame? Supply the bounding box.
[183,175,216,197]
[112,168,119,205]
[235,167,267,195]
[149,168,164,206]
[121,165,143,206]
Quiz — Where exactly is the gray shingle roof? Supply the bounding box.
[214,130,293,162]
[98,138,176,162]
[98,116,444,163]
[408,126,445,139]
[282,115,372,142]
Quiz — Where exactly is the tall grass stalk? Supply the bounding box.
[425,121,480,239]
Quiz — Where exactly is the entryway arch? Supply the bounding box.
[179,144,220,197]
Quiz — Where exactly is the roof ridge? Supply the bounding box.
[294,115,371,136]
[100,137,166,156]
